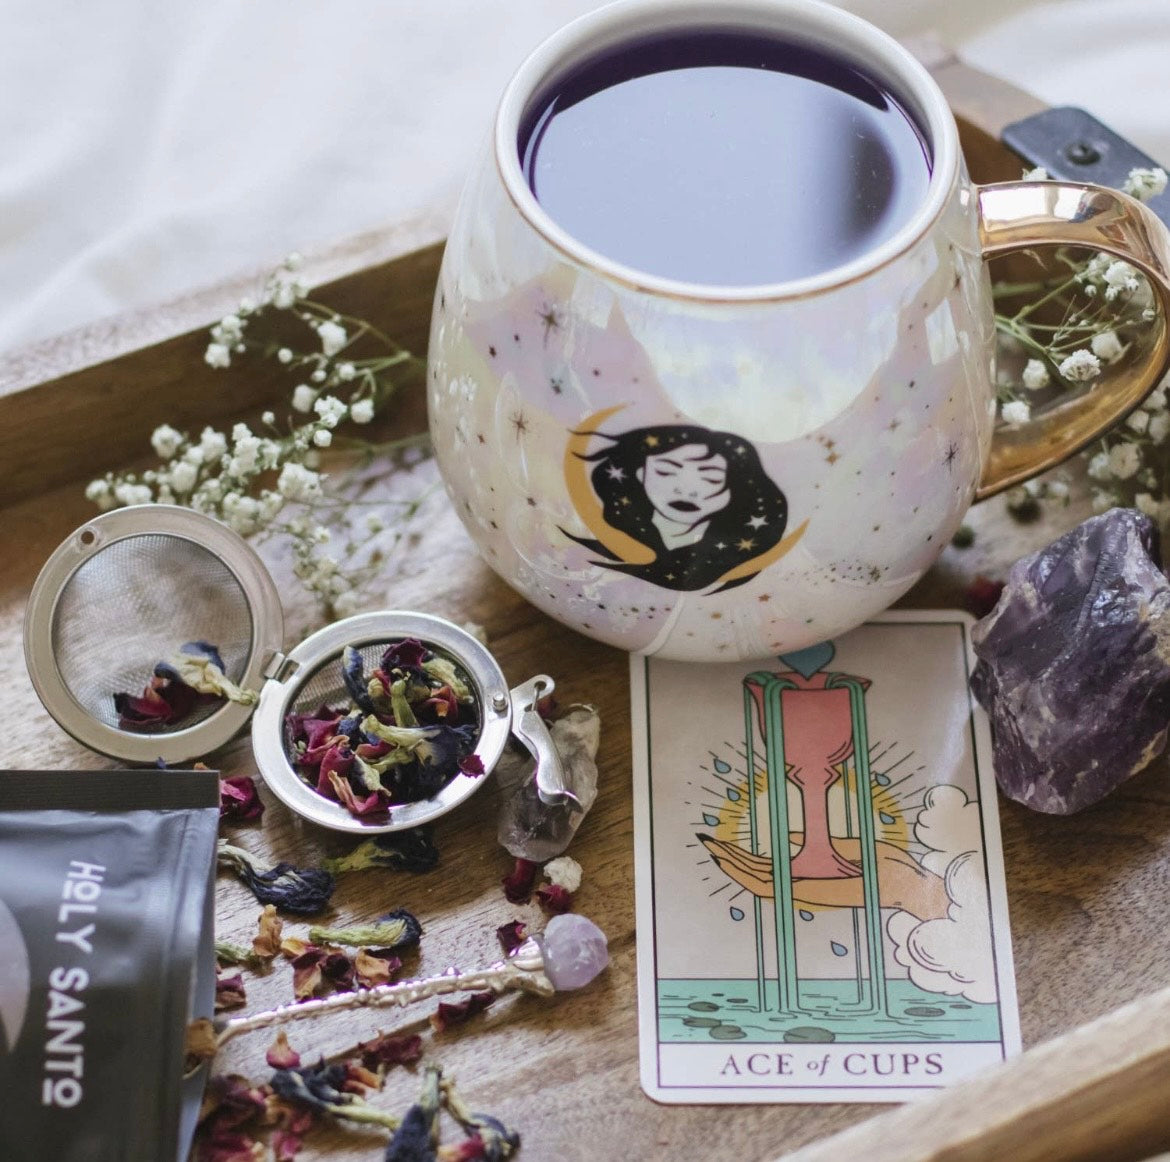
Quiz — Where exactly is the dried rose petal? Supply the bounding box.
[495,920,528,956]
[357,1031,424,1071]
[429,990,495,1033]
[501,858,539,904]
[382,638,429,671]
[219,775,265,822]
[458,753,486,777]
[327,769,389,819]
[291,947,329,1000]
[418,684,459,723]
[215,970,247,1012]
[198,1074,269,1131]
[964,575,1006,618]
[196,1128,265,1162]
[437,1138,491,1162]
[252,905,284,961]
[536,884,573,915]
[266,1030,302,1070]
[116,668,211,732]
[271,1128,307,1162]
[342,1061,383,1093]
[280,936,311,959]
[353,947,402,987]
[321,950,355,991]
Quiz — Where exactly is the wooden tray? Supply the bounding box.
[2,43,1168,1162]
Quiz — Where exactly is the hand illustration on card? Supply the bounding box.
[630,613,1020,1104]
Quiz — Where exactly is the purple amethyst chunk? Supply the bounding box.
[971,508,1170,813]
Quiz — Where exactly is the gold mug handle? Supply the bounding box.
[976,181,1170,500]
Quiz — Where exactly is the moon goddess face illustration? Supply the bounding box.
[563,411,806,593]
[637,444,732,548]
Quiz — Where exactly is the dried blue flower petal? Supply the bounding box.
[384,1065,442,1162]
[272,1060,400,1131]
[342,646,376,714]
[323,827,440,875]
[308,907,422,950]
[183,639,228,671]
[218,840,335,915]
[441,1077,521,1161]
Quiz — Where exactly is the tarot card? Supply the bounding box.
[630,611,1020,1103]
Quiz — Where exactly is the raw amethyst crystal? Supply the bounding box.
[970,508,1170,814]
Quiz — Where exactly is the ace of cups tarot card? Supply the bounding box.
[630,612,1020,1103]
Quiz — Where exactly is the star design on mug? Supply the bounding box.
[549,376,563,395]
[537,303,563,341]
[757,593,771,603]
[644,435,660,448]
[510,411,530,439]
[736,538,755,551]
[747,514,768,529]
[825,450,841,466]
[606,465,625,481]
[943,442,959,470]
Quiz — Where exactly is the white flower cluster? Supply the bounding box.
[1123,166,1168,203]
[1004,476,1070,518]
[995,167,1170,529]
[87,254,427,616]
[1082,378,1170,519]
[1077,253,1146,305]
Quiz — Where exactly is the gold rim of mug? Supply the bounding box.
[493,0,960,304]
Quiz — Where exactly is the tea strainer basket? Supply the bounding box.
[24,505,571,833]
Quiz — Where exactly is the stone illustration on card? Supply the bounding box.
[563,407,807,592]
[670,638,1001,1047]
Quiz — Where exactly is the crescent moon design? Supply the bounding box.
[0,897,31,1053]
[713,518,809,587]
[564,405,656,566]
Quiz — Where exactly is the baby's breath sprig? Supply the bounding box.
[85,255,433,616]
[994,165,1170,522]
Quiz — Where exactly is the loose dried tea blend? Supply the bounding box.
[0,768,219,1162]
[283,639,483,820]
[113,641,258,733]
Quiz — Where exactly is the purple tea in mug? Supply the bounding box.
[518,29,932,286]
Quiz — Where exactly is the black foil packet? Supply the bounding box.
[0,768,219,1161]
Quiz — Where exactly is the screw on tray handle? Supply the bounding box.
[508,675,580,810]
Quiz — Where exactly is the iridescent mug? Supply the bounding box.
[427,0,1170,661]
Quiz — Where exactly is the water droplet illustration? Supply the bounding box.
[688,1001,719,1012]
[875,773,891,786]
[879,811,896,824]
[729,907,745,921]
[713,758,732,774]
[904,1005,946,1017]
[702,813,720,827]
[725,787,741,801]
[799,909,814,921]
[830,941,848,957]
[683,1016,721,1028]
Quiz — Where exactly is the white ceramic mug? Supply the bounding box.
[428,0,1170,661]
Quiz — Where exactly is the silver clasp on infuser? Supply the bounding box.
[508,675,580,810]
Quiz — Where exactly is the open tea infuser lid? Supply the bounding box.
[24,505,573,833]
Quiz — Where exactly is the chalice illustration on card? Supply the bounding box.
[740,643,888,1017]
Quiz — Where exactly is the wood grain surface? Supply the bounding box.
[3,55,1170,1162]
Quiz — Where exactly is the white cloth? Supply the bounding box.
[2,0,1168,352]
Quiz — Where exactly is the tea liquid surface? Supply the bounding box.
[519,31,932,286]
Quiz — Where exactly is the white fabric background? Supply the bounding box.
[2,0,1169,353]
